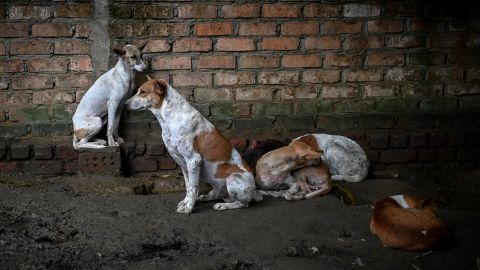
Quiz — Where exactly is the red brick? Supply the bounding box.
[238,22,276,36]
[198,55,235,69]
[261,37,299,51]
[321,85,361,98]
[13,76,53,89]
[367,53,405,66]
[304,4,342,17]
[142,40,170,53]
[380,150,416,163]
[364,84,398,97]
[194,88,234,102]
[345,69,383,82]
[222,4,259,18]
[32,90,73,105]
[430,35,465,48]
[367,20,403,33]
[418,150,437,162]
[437,149,456,161]
[28,58,67,72]
[279,85,318,100]
[217,38,255,51]
[0,43,4,55]
[173,38,211,52]
[426,67,463,82]
[0,92,29,105]
[344,36,384,49]
[110,23,148,37]
[11,40,51,55]
[0,60,24,73]
[281,22,319,35]
[305,37,341,50]
[343,4,381,17]
[159,157,177,170]
[369,134,389,149]
[283,55,322,68]
[324,54,363,67]
[410,19,446,32]
[259,72,299,84]
[235,88,273,101]
[55,74,91,88]
[152,55,191,70]
[303,69,341,84]
[56,144,78,159]
[55,3,91,18]
[150,23,189,37]
[75,24,90,37]
[409,51,445,65]
[178,4,217,18]
[239,55,279,68]
[54,40,90,54]
[194,22,233,36]
[262,4,300,18]
[215,72,255,86]
[0,162,17,173]
[173,72,212,87]
[386,68,424,81]
[69,56,93,72]
[388,35,423,48]
[0,23,29,37]
[386,1,421,16]
[9,5,52,19]
[133,4,172,19]
[32,23,72,37]
[323,21,362,34]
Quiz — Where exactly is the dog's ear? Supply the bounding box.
[138,42,148,52]
[302,149,323,160]
[154,79,167,96]
[113,48,126,57]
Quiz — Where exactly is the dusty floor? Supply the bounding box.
[0,170,479,270]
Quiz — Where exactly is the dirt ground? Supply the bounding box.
[0,170,479,270]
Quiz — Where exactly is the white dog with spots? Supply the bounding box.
[72,44,146,150]
[293,134,370,182]
[125,76,259,214]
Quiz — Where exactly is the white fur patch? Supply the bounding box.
[390,195,410,209]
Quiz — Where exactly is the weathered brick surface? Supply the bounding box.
[0,0,479,177]
[78,148,122,176]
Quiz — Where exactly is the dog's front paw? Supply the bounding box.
[176,198,194,214]
[108,137,119,147]
[213,203,227,211]
[115,137,124,144]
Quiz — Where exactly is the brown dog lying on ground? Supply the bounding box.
[370,195,450,251]
[255,139,332,200]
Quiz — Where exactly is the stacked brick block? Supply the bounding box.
[1,0,479,177]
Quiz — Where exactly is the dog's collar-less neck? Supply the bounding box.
[150,86,186,125]
[115,58,134,81]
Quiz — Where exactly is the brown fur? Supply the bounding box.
[215,163,243,179]
[137,79,168,108]
[296,135,320,152]
[74,128,89,140]
[193,128,233,162]
[370,196,449,251]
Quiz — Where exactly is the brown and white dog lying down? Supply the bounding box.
[255,140,332,200]
[125,76,260,213]
[370,195,450,251]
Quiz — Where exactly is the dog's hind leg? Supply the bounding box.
[214,172,255,211]
[73,117,106,149]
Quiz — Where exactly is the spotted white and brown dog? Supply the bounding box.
[293,134,370,182]
[125,76,259,213]
[370,195,450,251]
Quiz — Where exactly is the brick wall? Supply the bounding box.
[1,0,479,177]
